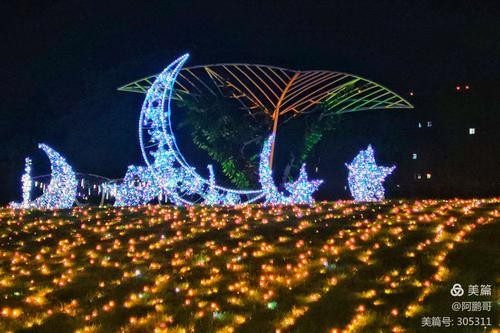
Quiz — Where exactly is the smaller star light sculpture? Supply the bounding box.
[346,145,395,202]
[284,165,323,205]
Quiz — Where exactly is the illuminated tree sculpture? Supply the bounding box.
[10,157,33,209]
[346,145,395,201]
[21,158,32,207]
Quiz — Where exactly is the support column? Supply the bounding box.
[269,72,300,170]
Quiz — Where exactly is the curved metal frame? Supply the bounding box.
[121,63,413,168]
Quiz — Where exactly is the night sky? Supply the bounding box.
[1,0,499,204]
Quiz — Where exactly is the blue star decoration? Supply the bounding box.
[284,164,323,205]
[345,145,395,202]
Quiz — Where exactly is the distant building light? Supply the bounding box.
[465,85,470,90]
[469,128,475,135]
[315,166,319,173]
[409,91,414,96]
[426,173,432,179]
[456,85,461,91]
[412,153,418,160]
[427,121,432,127]
[415,173,422,180]
[418,122,422,128]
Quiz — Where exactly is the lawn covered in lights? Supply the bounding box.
[0,199,498,332]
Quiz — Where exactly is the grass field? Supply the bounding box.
[0,199,498,332]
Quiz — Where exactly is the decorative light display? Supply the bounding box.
[0,199,496,332]
[109,53,321,207]
[9,54,406,208]
[259,135,322,205]
[5,51,484,333]
[10,144,77,209]
[346,145,395,201]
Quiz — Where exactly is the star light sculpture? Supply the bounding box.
[346,145,395,202]
[284,165,323,205]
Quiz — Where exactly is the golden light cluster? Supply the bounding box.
[0,198,497,332]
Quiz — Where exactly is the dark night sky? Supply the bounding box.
[1,0,499,204]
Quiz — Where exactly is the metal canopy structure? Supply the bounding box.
[119,64,413,167]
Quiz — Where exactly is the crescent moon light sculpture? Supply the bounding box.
[138,54,263,205]
[10,144,78,209]
[111,54,323,206]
